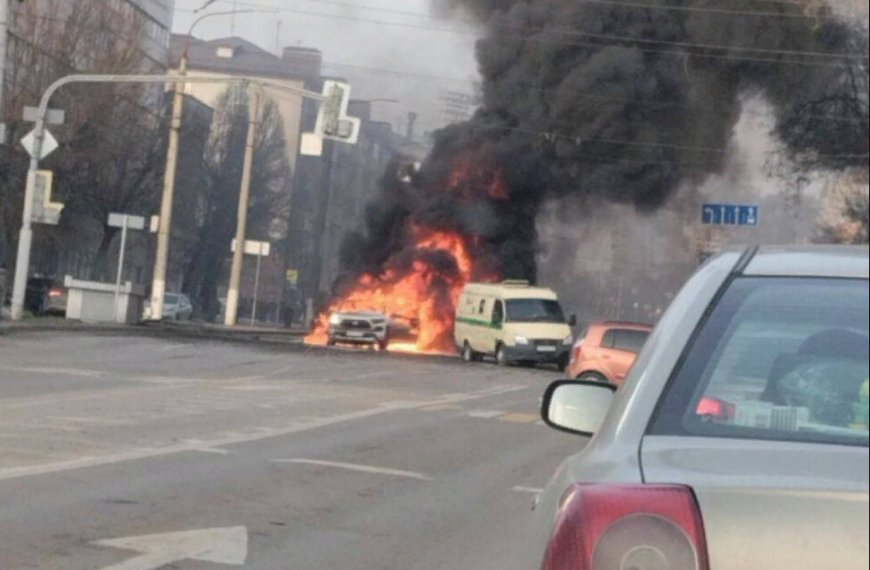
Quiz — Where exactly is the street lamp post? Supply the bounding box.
[149,8,273,321]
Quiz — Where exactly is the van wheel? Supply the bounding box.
[462,342,478,363]
[495,344,509,367]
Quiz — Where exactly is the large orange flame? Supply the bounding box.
[305,160,506,355]
[305,225,483,354]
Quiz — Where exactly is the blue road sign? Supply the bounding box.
[702,204,759,227]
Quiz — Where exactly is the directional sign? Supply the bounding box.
[231,238,270,257]
[94,526,248,570]
[108,213,146,230]
[702,204,760,227]
[20,128,59,160]
[22,106,66,125]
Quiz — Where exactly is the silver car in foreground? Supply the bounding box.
[531,246,869,570]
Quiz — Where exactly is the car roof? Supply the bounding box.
[742,245,869,279]
[335,310,385,317]
[463,282,558,300]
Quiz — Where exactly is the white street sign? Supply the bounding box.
[94,526,248,570]
[20,128,59,160]
[300,132,324,157]
[231,238,270,257]
[0,123,7,146]
[108,213,146,230]
[22,106,66,125]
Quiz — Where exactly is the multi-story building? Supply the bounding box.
[169,35,321,181]
[168,35,328,321]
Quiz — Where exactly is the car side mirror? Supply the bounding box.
[568,314,577,327]
[541,380,616,436]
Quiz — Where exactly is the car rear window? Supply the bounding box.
[611,329,649,353]
[651,277,869,447]
[165,294,179,304]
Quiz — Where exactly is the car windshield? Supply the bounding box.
[164,294,179,305]
[653,277,870,447]
[505,299,566,323]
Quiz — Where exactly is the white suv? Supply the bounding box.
[327,311,390,350]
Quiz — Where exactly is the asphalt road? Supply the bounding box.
[0,332,585,570]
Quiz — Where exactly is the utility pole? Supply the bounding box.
[224,86,261,326]
[0,0,9,145]
[149,55,186,322]
[149,7,273,321]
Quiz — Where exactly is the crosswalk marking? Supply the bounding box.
[418,404,464,412]
[467,410,505,419]
[499,413,539,424]
[419,405,546,426]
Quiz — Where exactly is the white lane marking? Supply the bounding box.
[274,459,433,481]
[0,384,525,482]
[182,441,235,456]
[95,526,247,570]
[160,344,193,351]
[0,366,104,378]
[467,410,505,419]
[513,486,544,494]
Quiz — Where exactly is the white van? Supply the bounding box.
[454,280,575,368]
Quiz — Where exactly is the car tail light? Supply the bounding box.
[48,288,64,298]
[541,484,709,570]
[695,397,735,421]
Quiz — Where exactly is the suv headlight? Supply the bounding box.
[514,335,530,345]
[562,335,573,346]
[328,314,341,326]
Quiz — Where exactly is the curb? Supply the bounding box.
[0,320,470,366]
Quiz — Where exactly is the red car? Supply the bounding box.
[565,321,652,384]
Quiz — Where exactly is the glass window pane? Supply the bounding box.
[652,277,869,447]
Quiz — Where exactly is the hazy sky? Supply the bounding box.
[172,0,481,137]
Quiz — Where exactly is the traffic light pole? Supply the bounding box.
[8,72,322,321]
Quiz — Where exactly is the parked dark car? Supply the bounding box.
[25,277,67,316]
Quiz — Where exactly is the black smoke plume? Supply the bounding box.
[339,0,866,292]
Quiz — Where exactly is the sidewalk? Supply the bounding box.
[0,313,308,344]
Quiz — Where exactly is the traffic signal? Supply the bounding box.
[315,81,360,144]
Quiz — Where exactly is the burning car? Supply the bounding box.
[327,310,390,350]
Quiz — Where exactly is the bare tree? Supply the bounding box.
[0,0,166,277]
[182,87,291,320]
[817,169,870,244]
[775,20,869,174]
